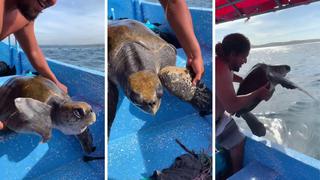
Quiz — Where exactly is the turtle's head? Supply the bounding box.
[269,64,291,77]
[53,102,96,135]
[127,70,163,115]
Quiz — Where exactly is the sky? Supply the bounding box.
[216,2,320,46]
[34,0,104,45]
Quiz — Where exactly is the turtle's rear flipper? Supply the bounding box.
[76,128,96,154]
[144,21,181,49]
[159,31,181,49]
[241,112,266,137]
[159,66,212,116]
[0,61,16,76]
[7,98,53,143]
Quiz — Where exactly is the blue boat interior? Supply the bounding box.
[0,39,104,179]
[108,1,212,179]
[228,134,320,179]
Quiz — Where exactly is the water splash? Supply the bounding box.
[255,114,286,145]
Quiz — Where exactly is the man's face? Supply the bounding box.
[228,51,249,72]
[17,0,57,21]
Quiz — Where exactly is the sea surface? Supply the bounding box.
[234,42,320,160]
[41,45,104,72]
[145,0,212,8]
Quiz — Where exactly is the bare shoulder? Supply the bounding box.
[216,57,232,79]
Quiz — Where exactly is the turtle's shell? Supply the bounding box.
[236,64,269,116]
[237,64,269,95]
[0,76,69,119]
[108,19,171,59]
[108,19,176,82]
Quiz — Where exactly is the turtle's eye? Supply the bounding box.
[73,108,85,119]
[129,91,143,105]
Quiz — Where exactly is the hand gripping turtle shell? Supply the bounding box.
[0,76,96,154]
[108,19,212,133]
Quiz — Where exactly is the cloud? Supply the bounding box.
[216,2,320,45]
[35,0,104,45]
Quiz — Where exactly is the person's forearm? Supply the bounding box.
[13,22,67,93]
[159,0,201,59]
[13,23,59,84]
[223,91,260,114]
[0,0,5,35]
[27,48,59,83]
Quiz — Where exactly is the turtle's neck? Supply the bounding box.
[115,42,159,89]
[124,69,159,97]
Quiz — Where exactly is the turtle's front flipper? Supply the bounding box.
[189,81,212,116]
[7,98,53,143]
[108,79,119,138]
[76,128,96,154]
[269,74,317,100]
[159,66,212,116]
[241,112,266,137]
[268,73,297,89]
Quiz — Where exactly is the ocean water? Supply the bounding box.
[234,42,320,160]
[41,45,104,72]
[145,0,212,8]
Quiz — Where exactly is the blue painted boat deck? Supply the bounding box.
[241,136,320,179]
[228,161,279,180]
[217,134,320,180]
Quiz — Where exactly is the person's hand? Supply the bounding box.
[238,76,244,83]
[56,81,68,94]
[187,56,204,86]
[0,121,4,130]
[233,73,243,83]
[257,83,273,101]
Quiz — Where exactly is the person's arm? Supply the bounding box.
[14,22,68,93]
[0,0,4,35]
[159,0,204,85]
[233,73,243,83]
[216,61,271,114]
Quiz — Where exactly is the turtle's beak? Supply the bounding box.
[149,99,160,115]
[86,112,96,125]
[150,107,158,115]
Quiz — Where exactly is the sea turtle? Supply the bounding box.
[236,63,314,136]
[108,19,211,131]
[0,76,96,154]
